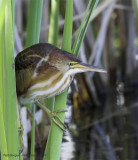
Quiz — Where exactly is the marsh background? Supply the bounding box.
[14,0,138,159]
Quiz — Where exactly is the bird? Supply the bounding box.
[15,43,106,130]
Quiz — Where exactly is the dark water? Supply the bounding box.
[61,82,138,160]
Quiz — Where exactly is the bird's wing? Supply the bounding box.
[15,43,56,96]
[15,43,55,70]
[16,68,34,96]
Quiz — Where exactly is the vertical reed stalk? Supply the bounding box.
[44,0,59,112]
[44,0,60,159]
[72,0,100,56]
[25,0,43,159]
[44,1,73,160]
[26,0,43,47]
[0,0,19,159]
[0,17,8,160]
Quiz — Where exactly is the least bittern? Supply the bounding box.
[15,43,106,130]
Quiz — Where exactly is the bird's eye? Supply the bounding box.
[68,62,73,67]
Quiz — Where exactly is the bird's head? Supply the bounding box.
[48,48,106,75]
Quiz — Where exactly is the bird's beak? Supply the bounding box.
[71,62,107,73]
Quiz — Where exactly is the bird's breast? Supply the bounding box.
[19,72,73,104]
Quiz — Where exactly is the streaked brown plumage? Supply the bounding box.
[15,43,106,105]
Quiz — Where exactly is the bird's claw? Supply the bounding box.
[48,110,68,131]
[35,101,67,131]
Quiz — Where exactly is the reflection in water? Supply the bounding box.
[61,82,138,160]
[61,132,75,160]
[61,105,76,160]
[116,81,125,106]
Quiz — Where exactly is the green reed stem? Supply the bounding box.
[0,0,19,159]
[44,1,73,160]
[44,0,60,159]
[25,0,43,159]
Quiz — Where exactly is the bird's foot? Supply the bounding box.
[35,101,67,131]
[47,110,67,131]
